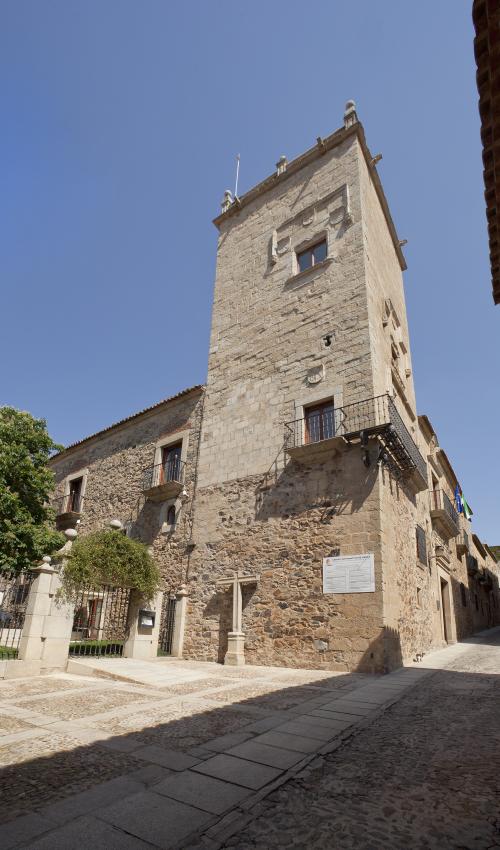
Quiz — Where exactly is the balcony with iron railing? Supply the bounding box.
[142,457,185,502]
[429,489,460,540]
[54,491,83,529]
[284,394,428,490]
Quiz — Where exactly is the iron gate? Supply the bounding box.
[0,572,35,659]
[69,585,132,657]
[158,594,177,656]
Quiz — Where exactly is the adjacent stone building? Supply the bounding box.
[50,103,500,672]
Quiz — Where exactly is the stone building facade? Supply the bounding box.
[49,103,500,672]
[50,385,204,605]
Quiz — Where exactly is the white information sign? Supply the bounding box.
[323,554,375,594]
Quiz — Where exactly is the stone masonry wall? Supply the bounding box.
[199,133,373,490]
[188,131,388,671]
[186,444,385,672]
[50,389,205,597]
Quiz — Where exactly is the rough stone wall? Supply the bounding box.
[355,137,428,669]
[415,425,500,651]
[186,446,384,672]
[49,390,205,596]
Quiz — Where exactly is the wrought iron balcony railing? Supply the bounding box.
[430,489,460,527]
[54,491,83,516]
[142,458,185,494]
[285,394,428,487]
[429,489,460,538]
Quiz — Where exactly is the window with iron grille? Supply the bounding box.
[416,525,427,565]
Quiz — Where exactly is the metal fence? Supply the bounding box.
[0,571,36,659]
[69,585,132,657]
[158,594,177,656]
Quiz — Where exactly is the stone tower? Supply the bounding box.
[187,103,428,672]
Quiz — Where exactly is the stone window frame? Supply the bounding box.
[63,467,88,510]
[153,429,190,471]
[161,498,179,534]
[293,384,343,445]
[290,229,333,281]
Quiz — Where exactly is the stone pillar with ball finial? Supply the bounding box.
[18,528,78,668]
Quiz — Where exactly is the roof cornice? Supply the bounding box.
[50,384,205,462]
[213,121,407,272]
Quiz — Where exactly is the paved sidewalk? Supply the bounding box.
[1,632,498,849]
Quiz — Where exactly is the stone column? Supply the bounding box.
[123,590,163,660]
[216,573,259,666]
[171,585,189,658]
[226,576,245,666]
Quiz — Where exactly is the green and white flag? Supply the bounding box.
[462,494,473,521]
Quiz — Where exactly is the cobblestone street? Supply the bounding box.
[0,631,499,849]
[221,631,500,850]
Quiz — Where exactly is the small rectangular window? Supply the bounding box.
[416,525,427,566]
[297,239,327,273]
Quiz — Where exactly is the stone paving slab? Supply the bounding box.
[202,730,255,752]
[1,813,59,850]
[154,770,251,814]
[273,719,337,741]
[133,744,201,771]
[254,730,320,754]
[23,814,156,850]
[225,740,304,770]
[192,753,282,790]
[320,700,375,715]
[302,713,353,730]
[310,707,369,721]
[41,776,144,825]
[96,789,213,847]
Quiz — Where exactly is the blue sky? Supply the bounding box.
[1,2,498,541]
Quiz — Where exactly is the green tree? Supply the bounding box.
[0,407,64,574]
[62,529,160,599]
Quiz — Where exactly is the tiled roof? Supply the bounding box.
[51,384,204,459]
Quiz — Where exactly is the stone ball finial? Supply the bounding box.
[276,155,288,176]
[109,519,123,530]
[64,528,77,540]
[344,100,358,129]
[221,189,233,213]
[42,555,52,564]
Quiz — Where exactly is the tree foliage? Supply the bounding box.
[62,529,160,599]
[0,407,64,574]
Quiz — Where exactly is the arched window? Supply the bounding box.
[167,505,176,527]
